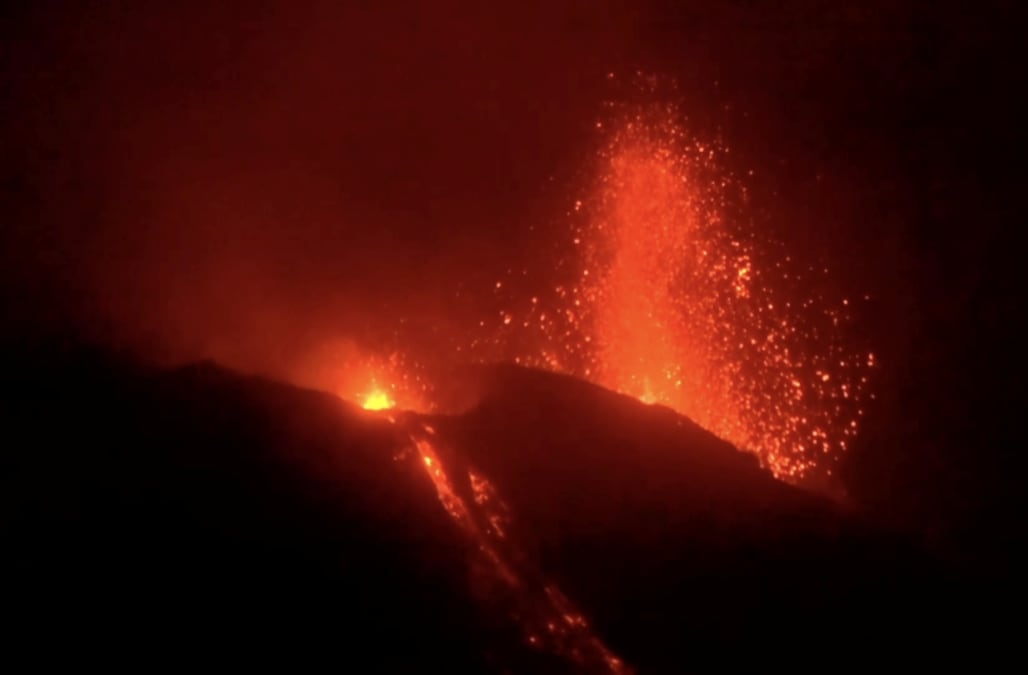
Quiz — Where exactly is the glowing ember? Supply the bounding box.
[283,76,878,672]
[289,340,432,414]
[309,80,872,484]
[576,104,872,480]
[474,86,872,482]
[361,388,394,411]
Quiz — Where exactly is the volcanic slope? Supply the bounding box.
[431,365,952,670]
[4,350,953,671]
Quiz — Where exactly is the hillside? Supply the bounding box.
[3,350,962,671]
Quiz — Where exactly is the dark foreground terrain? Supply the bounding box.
[1,346,1006,671]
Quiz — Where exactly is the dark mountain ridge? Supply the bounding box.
[1,348,996,670]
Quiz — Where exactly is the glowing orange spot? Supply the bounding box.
[362,389,394,411]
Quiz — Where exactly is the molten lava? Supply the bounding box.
[384,417,627,672]
[473,91,872,482]
[575,107,872,480]
[290,342,431,414]
[361,388,394,411]
[323,93,872,482]
[306,82,878,667]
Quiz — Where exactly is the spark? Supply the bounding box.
[473,91,873,482]
[314,83,873,486]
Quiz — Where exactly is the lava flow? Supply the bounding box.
[311,87,876,667]
[355,391,627,672]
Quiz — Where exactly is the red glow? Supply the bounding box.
[308,89,872,483]
[291,89,874,668]
[396,420,627,672]
[361,388,394,411]
[289,340,431,414]
[474,96,873,482]
[574,107,872,479]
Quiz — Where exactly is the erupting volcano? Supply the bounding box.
[301,94,880,669]
[572,100,873,481]
[361,388,394,411]
[332,92,874,485]
[5,3,1016,670]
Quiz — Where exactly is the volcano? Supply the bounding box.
[3,346,967,672]
[3,3,1023,670]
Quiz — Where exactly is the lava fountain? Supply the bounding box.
[326,95,873,482]
[314,89,875,672]
[352,376,628,673]
[479,93,873,482]
[577,104,873,480]
[361,387,395,411]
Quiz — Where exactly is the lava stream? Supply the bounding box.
[376,406,628,673]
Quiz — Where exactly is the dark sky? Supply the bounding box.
[1,1,1012,347]
[3,1,638,362]
[2,1,1024,556]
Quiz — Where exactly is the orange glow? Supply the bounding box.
[582,116,753,462]
[476,92,873,482]
[288,340,431,414]
[299,86,872,485]
[413,436,477,529]
[578,106,873,479]
[573,108,872,479]
[286,89,872,668]
[361,388,394,411]
[396,422,627,672]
